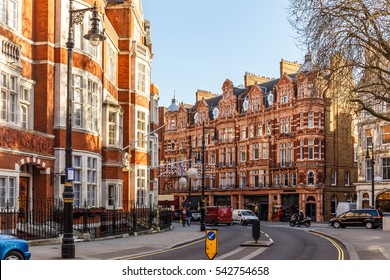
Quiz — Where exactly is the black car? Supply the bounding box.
[329,209,383,229]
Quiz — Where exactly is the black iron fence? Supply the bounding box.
[0,198,172,241]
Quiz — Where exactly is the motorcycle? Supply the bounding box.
[289,214,311,227]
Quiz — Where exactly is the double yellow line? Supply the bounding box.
[308,231,345,260]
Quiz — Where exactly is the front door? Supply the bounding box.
[19,177,29,220]
[306,203,316,222]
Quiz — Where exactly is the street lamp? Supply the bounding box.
[365,144,375,209]
[187,167,198,208]
[179,177,187,191]
[62,0,105,259]
[198,122,218,231]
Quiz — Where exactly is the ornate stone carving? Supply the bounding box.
[0,127,54,155]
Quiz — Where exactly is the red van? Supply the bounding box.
[205,206,233,226]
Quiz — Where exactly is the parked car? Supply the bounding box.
[232,209,259,225]
[329,209,383,229]
[0,234,31,260]
[205,206,233,226]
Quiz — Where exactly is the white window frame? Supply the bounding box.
[108,111,117,145]
[318,140,322,160]
[257,122,263,137]
[137,62,146,93]
[266,121,271,135]
[137,168,146,206]
[136,110,147,149]
[308,112,314,128]
[280,143,286,167]
[73,155,82,207]
[87,157,98,207]
[72,75,83,128]
[331,171,337,186]
[300,140,304,160]
[292,172,297,186]
[0,175,16,209]
[344,171,350,186]
[107,183,122,209]
[106,42,117,84]
[240,172,246,189]
[20,86,31,129]
[308,139,314,160]
[87,80,99,133]
[253,143,259,160]
[366,160,372,182]
[241,126,246,140]
[0,73,18,124]
[0,0,19,30]
[240,146,246,162]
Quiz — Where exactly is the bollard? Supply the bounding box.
[252,219,260,243]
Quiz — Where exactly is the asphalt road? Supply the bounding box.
[253,223,349,260]
[125,222,347,260]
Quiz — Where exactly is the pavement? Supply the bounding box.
[28,221,390,260]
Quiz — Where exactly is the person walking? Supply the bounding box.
[181,207,187,227]
[186,207,192,227]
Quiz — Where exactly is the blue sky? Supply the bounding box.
[142,0,305,107]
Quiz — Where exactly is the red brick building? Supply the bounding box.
[159,55,357,222]
[0,0,156,212]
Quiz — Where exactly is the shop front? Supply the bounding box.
[243,195,269,221]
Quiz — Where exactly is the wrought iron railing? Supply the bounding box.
[0,198,172,241]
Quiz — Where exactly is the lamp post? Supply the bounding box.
[187,167,198,208]
[197,122,218,232]
[200,123,206,231]
[62,0,105,259]
[365,144,375,208]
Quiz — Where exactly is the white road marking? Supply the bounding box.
[241,247,267,260]
[214,247,246,260]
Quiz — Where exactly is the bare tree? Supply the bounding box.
[289,0,390,121]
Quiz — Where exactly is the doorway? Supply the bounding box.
[305,196,316,222]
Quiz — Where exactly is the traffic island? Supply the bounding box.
[240,240,274,247]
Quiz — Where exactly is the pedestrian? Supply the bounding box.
[181,207,187,227]
[297,210,304,227]
[278,208,283,222]
[186,207,192,227]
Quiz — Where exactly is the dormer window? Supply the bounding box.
[170,118,175,129]
[212,108,219,119]
[242,98,248,112]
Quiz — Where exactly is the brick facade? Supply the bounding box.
[160,55,357,222]
[0,1,154,211]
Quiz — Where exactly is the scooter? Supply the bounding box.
[289,214,311,227]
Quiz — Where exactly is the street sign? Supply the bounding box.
[205,229,218,260]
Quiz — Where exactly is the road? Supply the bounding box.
[253,223,349,260]
[125,222,348,260]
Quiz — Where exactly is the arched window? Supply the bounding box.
[275,173,280,186]
[308,171,315,186]
[292,172,297,186]
[283,173,289,186]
